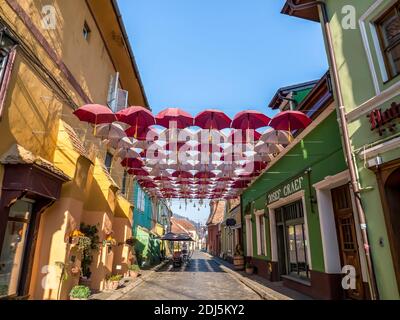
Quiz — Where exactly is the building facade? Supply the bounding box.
[220,198,242,263]
[0,0,147,299]
[241,74,372,299]
[282,0,400,300]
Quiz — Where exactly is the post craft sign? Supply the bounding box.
[266,176,305,205]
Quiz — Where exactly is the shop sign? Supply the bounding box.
[368,102,400,136]
[266,176,304,205]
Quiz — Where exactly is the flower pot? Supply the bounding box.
[128,271,139,279]
[108,280,119,291]
[69,237,79,245]
[245,267,254,275]
[233,256,245,271]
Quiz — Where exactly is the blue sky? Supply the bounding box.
[117,0,328,224]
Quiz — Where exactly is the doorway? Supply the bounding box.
[331,185,365,300]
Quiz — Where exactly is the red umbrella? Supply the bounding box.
[121,158,144,169]
[232,110,271,130]
[172,171,193,179]
[269,111,311,131]
[140,181,158,189]
[156,108,193,129]
[116,106,155,128]
[232,180,251,188]
[154,176,171,181]
[194,109,231,130]
[195,171,216,179]
[73,104,117,124]
[128,168,149,176]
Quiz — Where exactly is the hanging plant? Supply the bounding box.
[69,230,85,244]
[77,236,92,253]
[103,235,117,247]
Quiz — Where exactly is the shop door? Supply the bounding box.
[331,185,365,300]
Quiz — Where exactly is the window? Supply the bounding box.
[377,3,400,80]
[82,21,91,41]
[104,152,113,173]
[0,200,32,298]
[136,187,145,212]
[121,171,128,195]
[0,26,17,118]
[255,210,267,256]
[275,201,310,280]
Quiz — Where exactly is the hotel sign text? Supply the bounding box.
[267,176,304,205]
[368,101,400,136]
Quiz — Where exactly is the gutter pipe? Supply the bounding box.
[287,0,379,300]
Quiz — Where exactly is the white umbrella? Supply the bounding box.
[95,123,127,140]
[255,141,284,154]
[260,129,291,145]
[115,147,141,159]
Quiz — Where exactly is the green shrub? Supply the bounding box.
[107,274,123,282]
[69,285,91,299]
[128,264,140,272]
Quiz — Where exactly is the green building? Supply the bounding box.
[241,74,373,299]
[282,0,400,300]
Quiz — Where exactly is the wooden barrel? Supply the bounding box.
[233,256,245,270]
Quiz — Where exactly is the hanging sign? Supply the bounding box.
[266,176,305,205]
[368,102,400,136]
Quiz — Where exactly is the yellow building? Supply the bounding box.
[0,0,148,299]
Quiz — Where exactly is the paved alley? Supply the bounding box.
[119,251,261,300]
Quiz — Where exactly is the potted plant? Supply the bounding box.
[233,244,245,271]
[103,235,117,247]
[79,224,99,287]
[106,274,123,291]
[69,230,85,245]
[69,285,91,300]
[127,264,140,278]
[245,262,254,275]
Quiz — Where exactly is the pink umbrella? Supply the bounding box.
[228,130,261,144]
[232,110,271,130]
[194,109,232,130]
[156,108,193,129]
[73,104,116,124]
[269,111,312,132]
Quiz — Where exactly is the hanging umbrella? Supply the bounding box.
[115,147,141,159]
[255,141,284,154]
[194,109,232,130]
[116,106,155,130]
[194,171,216,179]
[73,104,117,124]
[95,123,127,140]
[260,129,291,145]
[232,110,271,130]
[155,108,193,129]
[121,158,144,169]
[128,168,149,177]
[172,171,193,179]
[228,130,261,144]
[106,136,136,150]
[269,110,311,132]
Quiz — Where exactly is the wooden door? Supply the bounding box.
[331,185,365,300]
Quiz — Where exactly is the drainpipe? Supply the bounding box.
[287,0,378,300]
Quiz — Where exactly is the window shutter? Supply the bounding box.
[115,88,128,112]
[107,72,119,112]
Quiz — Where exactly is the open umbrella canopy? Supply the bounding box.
[255,141,284,154]
[160,232,194,241]
[172,171,193,179]
[194,171,216,179]
[73,104,117,124]
[156,108,194,129]
[121,158,144,169]
[232,110,271,130]
[95,123,127,140]
[128,168,149,177]
[228,129,261,144]
[116,106,155,128]
[260,129,291,145]
[194,109,231,130]
[269,110,312,131]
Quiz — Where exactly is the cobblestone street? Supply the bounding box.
[119,252,262,300]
